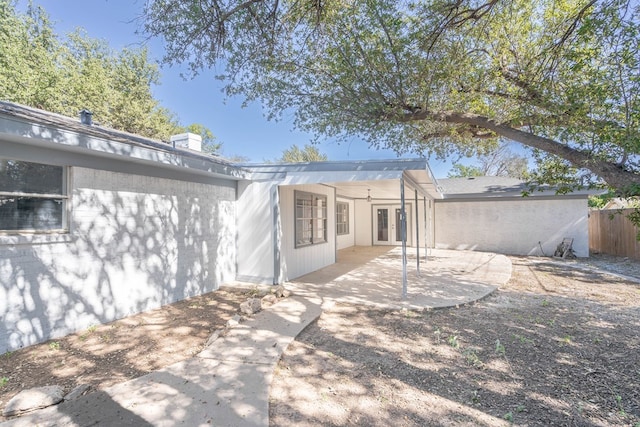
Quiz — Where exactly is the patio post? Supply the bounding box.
[400,177,408,300]
[415,189,420,277]
[424,197,428,264]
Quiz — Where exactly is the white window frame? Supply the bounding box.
[336,201,349,236]
[295,190,327,248]
[0,158,69,234]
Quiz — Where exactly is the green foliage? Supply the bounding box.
[449,141,530,178]
[0,1,218,146]
[279,144,328,163]
[447,334,459,349]
[0,377,8,387]
[182,123,221,154]
[144,0,640,195]
[448,164,483,178]
[588,191,617,208]
[462,348,484,369]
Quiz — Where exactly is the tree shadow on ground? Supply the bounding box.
[270,263,640,426]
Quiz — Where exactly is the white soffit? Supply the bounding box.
[243,160,440,200]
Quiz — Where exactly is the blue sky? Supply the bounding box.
[17,0,455,176]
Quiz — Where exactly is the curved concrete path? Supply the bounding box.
[1,247,510,427]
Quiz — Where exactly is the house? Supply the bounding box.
[0,101,592,353]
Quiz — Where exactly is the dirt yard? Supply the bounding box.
[1,255,639,426]
[270,256,640,426]
[0,287,250,421]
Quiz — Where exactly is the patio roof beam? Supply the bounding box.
[402,171,432,199]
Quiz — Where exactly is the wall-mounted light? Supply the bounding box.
[367,189,372,202]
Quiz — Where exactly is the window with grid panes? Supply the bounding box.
[295,191,327,247]
[0,159,68,232]
[336,201,349,235]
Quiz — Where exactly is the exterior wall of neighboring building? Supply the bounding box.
[279,184,336,281]
[336,197,355,250]
[0,167,236,353]
[434,197,589,257]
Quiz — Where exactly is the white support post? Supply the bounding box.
[415,189,420,277]
[424,197,428,263]
[400,177,408,300]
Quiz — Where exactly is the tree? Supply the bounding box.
[0,1,219,147]
[449,141,529,178]
[447,164,483,178]
[279,144,328,163]
[183,123,222,154]
[0,1,61,111]
[143,0,640,197]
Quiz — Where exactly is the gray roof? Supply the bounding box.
[0,100,248,181]
[437,176,594,199]
[437,176,529,195]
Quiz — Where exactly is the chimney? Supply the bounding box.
[170,132,202,152]
[79,109,93,125]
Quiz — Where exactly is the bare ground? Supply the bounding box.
[0,255,639,426]
[0,286,250,421]
[269,256,640,426]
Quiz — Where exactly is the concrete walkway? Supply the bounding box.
[1,247,511,427]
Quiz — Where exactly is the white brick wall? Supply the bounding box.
[0,167,237,353]
[434,198,589,257]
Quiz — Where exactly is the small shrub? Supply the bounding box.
[448,335,459,349]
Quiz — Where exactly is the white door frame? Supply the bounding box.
[373,204,412,246]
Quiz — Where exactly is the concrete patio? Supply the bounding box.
[287,246,512,310]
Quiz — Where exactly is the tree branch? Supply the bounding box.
[396,109,640,190]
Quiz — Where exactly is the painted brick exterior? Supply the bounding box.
[434,198,589,257]
[0,167,236,353]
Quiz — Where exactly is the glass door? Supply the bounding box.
[374,205,411,245]
[375,208,389,243]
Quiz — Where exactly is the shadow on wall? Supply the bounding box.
[0,163,236,354]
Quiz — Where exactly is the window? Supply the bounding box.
[0,159,68,232]
[295,191,327,247]
[336,201,349,235]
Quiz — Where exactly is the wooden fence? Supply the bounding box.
[589,208,640,259]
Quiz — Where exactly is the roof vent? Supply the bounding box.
[79,109,93,126]
[170,132,202,152]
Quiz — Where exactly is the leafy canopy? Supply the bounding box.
[0,0,219,150]
[279,144,328,163]
[144,0,640,195]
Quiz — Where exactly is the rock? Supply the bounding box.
[65,384,90,401]
[261,293,277,307]
[3,385,64,417]
[272,284,287,298]
[227,314,241,327]
[205,330,222,346]
[240,298,262,315]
